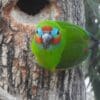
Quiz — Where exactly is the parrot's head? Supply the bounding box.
[34,26,61,49]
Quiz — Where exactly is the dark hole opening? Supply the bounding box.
[17,0,50,15]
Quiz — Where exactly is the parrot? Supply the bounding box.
[30,20,91,71]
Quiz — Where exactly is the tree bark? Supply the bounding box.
[0,0,86,100]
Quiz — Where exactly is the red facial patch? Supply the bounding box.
[52,35,61,44]
[42,26,52,32]
[35,35,42,44]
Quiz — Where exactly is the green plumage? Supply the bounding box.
[31,20,90,71]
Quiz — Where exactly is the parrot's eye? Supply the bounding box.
[51,28,60,38]
[36,28,43,37]
[57,31,59,35]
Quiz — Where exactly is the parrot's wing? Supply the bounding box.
[56,21,90,69]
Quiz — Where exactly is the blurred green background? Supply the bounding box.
[84,0,100,100]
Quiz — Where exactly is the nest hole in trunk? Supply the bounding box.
[16,0,50,16]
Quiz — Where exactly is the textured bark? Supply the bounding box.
[0,0,86,100]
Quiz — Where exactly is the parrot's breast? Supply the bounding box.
[31,39,65,70]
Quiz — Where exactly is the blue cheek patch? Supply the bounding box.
[37,28,43,37]
[51,28,59,38]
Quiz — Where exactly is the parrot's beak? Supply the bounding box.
[42,33,52,49]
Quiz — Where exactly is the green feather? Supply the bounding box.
[30,20,90,71]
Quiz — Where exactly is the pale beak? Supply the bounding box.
[42,33,52,49]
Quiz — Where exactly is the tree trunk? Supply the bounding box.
[0,0,86,100]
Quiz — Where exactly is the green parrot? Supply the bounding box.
[30,20,90,71]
